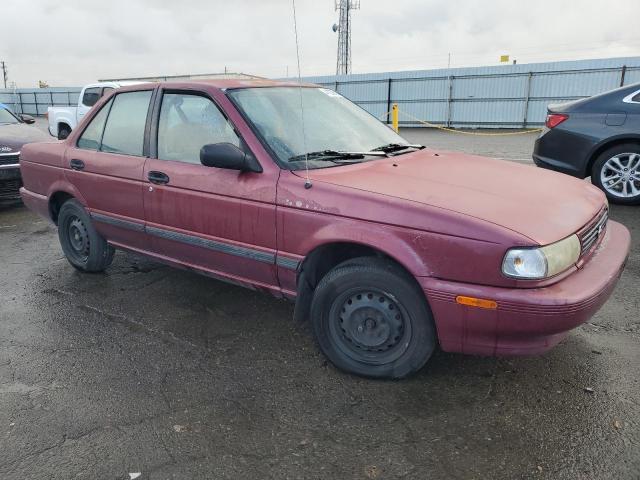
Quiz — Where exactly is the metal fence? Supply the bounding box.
[0,88,82,116]
[3,57,640,127]
[299,57,640,128]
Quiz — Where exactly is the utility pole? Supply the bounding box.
[1,62,7,89]
[334,0,360,75]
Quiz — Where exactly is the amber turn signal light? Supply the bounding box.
[455,296,498,309]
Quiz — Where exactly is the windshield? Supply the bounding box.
[0,107,19,124]
[227,87,408,168]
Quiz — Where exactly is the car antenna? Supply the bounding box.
[291,0,312,189]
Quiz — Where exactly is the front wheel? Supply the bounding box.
[310,257,436,379]
[591,144,640,205]
[58,199,115,272]
[57,125,71,140]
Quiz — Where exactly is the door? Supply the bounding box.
[143,90,278,289]
[65,89,154,250]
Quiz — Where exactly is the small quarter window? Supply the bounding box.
[632,92,640,103]
[77,98,113,151]
[101,87,115,98]
[82,87,101,107]
[100,91,152,156]
[157,93,240,164]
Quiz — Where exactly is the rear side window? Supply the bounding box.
[82,87,101,107]
[157,93,239,164]
[101,91,152,156]
[77,98,113,150]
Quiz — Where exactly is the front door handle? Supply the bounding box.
[69,159,85,171]
[148,171,170,185]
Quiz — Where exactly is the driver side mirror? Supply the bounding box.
[20,114,35,124]
[200,143,262,173]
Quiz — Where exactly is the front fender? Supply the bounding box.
[298,218,432,278]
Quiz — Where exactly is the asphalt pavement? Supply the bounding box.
[0,127,638,480]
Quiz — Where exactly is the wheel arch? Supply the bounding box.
[47,183,88,224]
[56,120,72,133]
[298,241,417,287]
[293,239,428,323]
[586,135,640,176]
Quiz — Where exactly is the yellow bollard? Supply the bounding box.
[392,103,399,133]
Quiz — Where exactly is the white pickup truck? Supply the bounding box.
[47,81,141,139]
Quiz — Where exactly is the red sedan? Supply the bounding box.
[19,80,630,378]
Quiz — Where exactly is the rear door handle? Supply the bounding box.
[148,171,170,185]
[69,159,85,171]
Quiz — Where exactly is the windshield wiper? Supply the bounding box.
[288,150,386,163]
[371,143,424,153]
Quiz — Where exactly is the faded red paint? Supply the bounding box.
[19,80,631,357]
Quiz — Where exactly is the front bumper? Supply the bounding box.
[420,221,630,356]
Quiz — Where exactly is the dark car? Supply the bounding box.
[18,80,629,379]
[533,83,640,205]
[0,106,50,203]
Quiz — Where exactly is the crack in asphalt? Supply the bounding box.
[76,304,206,353]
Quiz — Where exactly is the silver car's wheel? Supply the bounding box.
[599,152,640,199]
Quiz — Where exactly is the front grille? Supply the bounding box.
[578,208,608,257]
[0,179,22,200]
[0,154,19,166]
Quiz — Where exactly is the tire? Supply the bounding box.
[310,257,436,379]
[591,144,640,205]
[57,125,71,140]
[57,199,115,272]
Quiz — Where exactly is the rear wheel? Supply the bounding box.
[57,124,71,140]
[310,257,436,379]
[58,199,114,272]
[592,144,640,205]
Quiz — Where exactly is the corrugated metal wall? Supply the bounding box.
[3,57,640,126]
[0,87,81,115]
[297,57,640,128]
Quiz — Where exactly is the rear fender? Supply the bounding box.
[47,180,88,209]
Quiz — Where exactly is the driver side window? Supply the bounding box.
[157,93,240,164]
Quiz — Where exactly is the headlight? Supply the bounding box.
[502,235,581,279]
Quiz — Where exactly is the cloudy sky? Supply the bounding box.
[1,0,638,87]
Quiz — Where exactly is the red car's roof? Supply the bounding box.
[118,78,319,91]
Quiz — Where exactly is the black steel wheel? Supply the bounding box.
[311,257,436,379]
[58,199,114,272]
[329,288,412,365]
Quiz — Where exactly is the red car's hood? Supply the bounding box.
[300,149,605,245]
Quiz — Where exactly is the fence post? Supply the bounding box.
[386,78,392,125]
[620,65,627,87]
[523,72,533,127]
[392,103,399,132]
[50,91,54,108]
[18,92,23,114]
[446,75,454,128]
